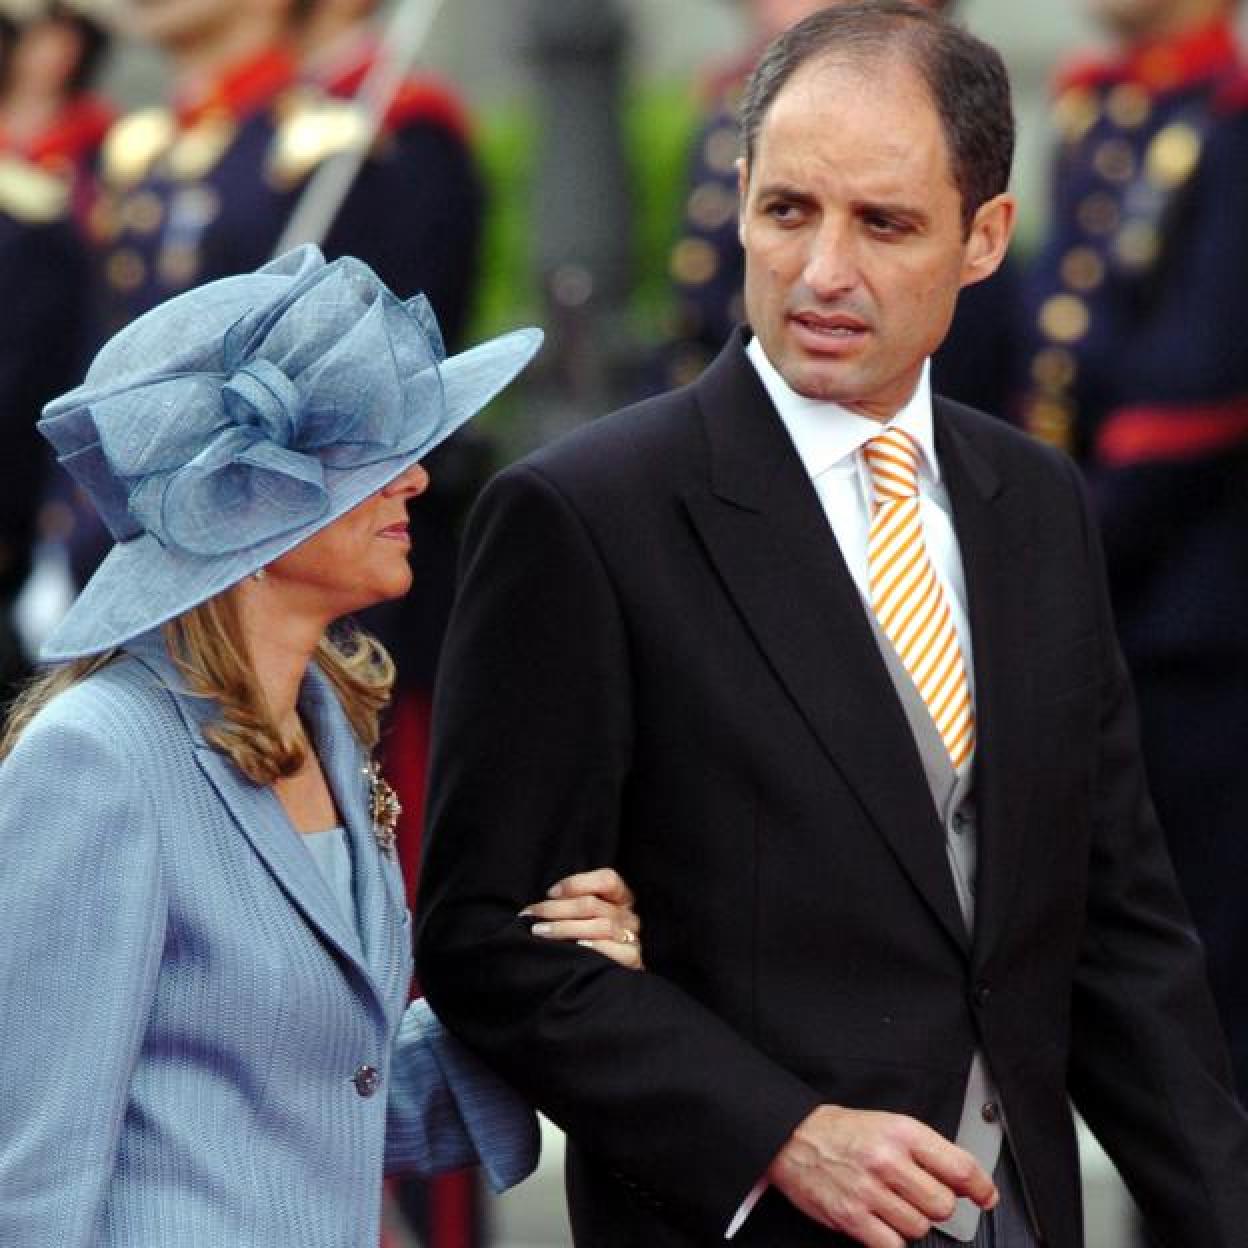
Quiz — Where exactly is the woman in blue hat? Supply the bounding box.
[0,245,642,1246]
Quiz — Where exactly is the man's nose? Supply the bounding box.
[802,219,857,299]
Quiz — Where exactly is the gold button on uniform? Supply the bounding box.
[669,238,718,286]
[1105,83,1151,129]
[1039,293,1090,344]
[1053,87,1099,145]
[123,190,165,234]
[703,126,738,174]
[106,248,146,292]
[1060,246,1105,292]
[687,182,737,231]
[1031,347,1077,391]
[1146,122,1202,189]
[88,192,120,242]
[1093,138,1135,184]
[1025,396,1076,452]
[158,243,200,287]
[1115,221,1161,270]
[1077,192,1121,236]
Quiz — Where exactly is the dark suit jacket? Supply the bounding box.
[416,334,1248,1246]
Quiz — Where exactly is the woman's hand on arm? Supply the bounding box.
[521,866,643,969]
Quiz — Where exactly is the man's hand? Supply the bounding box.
[766,1105,998,1248]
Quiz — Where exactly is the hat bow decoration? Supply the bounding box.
[48,261,447,558]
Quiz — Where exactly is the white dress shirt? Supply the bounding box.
[724,339,978,1239]
[745,336,975,691]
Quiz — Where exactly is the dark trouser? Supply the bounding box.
[913,1151,1039,1247]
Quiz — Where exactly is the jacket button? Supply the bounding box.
[352,1064,380,1097]
[973,982,992,1007]
[981,1101,1001,1124]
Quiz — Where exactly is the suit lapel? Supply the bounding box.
[192,741,374,974]
[682,339,969,955]
[935,407,1034,966]
[124,634,403,1011]
[300,667,410,1016]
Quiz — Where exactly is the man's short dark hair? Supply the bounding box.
[738,0,1014,232]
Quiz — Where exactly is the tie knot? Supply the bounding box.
[864,428,921,503]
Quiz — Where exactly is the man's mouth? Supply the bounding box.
[790,311,869,336]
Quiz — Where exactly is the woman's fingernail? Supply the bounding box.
[531,922,553,936]
[576,939,596,949]
[547,882,564,898]
[518,906,534,917]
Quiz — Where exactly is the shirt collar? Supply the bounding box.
[745,336,940,485]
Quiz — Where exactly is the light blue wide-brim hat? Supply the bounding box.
[38,245,542,660]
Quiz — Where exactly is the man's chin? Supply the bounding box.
[780,361,857,405]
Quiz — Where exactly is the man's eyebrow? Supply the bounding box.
[753,181,818,205]
[854,199,930,227]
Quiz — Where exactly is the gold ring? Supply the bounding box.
[622,929,637,944]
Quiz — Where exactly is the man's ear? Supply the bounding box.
[736,156,749,247]
[960,192,1016,289]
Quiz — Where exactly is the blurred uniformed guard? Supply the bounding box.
[0,0,113,226]
[91,2,480,342]
[662,0,1024,414]
[0,0,102,701]
[1022,0,1248,1098]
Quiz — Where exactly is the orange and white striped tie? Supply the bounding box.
[863,428,975,770]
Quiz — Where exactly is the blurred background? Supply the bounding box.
[3,0,1246,1244]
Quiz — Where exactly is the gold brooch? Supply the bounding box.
[365,761,402,857]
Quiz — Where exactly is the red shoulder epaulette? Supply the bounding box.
[1051,53,1116,98]
[178,46,297,126]
[384,78,471,142]
[26,94,116,168]
[326,58,471,141]
[1052,18,1242,99]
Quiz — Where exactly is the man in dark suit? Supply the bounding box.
[416,4,1248,1245]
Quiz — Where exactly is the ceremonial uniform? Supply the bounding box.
[662,93,1024,413]
[1022,16,1248,1096]
[93,43,481,338]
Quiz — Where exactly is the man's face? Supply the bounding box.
[738,53,1012,420]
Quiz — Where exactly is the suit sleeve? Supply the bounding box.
[385,997,539,1189]
[0,706,166,1248]
[415,463,823,1236]
[1062,456,1248,1239]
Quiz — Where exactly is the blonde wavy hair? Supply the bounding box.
[0,591,394,785]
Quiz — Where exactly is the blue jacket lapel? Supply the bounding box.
[299,665,411,1014]
[123,633,405,1012]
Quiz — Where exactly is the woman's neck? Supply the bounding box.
[232,581,329,736]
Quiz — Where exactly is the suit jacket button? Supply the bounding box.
[352,1064,380,1097]
[973,982,992,1007]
